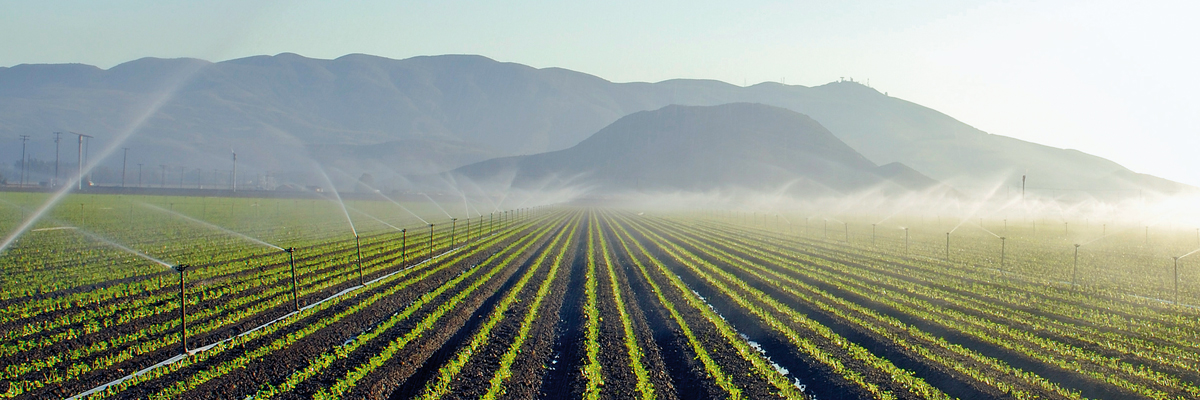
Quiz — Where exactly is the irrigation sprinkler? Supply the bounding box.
[428,224,435,260]
[945,232,951,262]
[1072,244,1080,287]
[844,222,849,243]
[465,217,471,243]
[490,212,494,234]
[285,248,298,311]
[400,229,407,266]
[53,132,61,187]
[451,218,458,247]
[904,228,909,255]
[1173,256,1180,304]
[872,224,876,247]
[355,235,363,286]
[1065,222,1069,236]
[172,264,191,355]
[121,147,129,187]
[1000,237,1006,269]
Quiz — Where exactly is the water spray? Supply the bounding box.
[314,165,357,238]
[141,203,283,251]
[420,193,454,220]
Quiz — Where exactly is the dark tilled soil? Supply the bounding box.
[684,220,1143,399]
[536,220,589,399]
[645,217,997,399]
[384,224,567,400]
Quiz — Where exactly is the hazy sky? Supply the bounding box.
[3,0,1199,186]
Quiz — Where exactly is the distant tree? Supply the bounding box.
[356,173,375,193]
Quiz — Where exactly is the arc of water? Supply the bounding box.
[0,63,209,254]
[141,203,284,250]
[314,164,357,237]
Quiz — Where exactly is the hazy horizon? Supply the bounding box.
[3,0,1199,188]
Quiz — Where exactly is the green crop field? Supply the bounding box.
[1,192,1198,399]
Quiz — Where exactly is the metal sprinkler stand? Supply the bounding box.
[1000,237,1006,269]
[355,235,363,286]
[904,228,909,256]
[1173,256,1180,304]
[1072,244,1080,287]
[284,247,299,311]
[428,224,435,261]
[451,218,458,248]
[945,232,951,262]
[400,229,407,266]
[172,264,191,355]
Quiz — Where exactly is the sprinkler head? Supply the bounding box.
[284,247,295,253]
[401,229,406,233]
[172,264,191,273]
[1074,244,1080,248]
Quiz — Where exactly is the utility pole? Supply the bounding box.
[83,136,91,185]
[138,163,144,187]
[1021,175,1026,200]
[18,135,29,186]
[231,150,237,192]
[73,132,92,190]
[121,148,129,188]
[179,166,185,188]
[53,132,61,187]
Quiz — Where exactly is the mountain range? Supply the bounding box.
[0,53,1189,198]
[454,103,943,197]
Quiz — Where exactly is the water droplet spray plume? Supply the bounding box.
[314,164,357,237]
[328,168,429,225]
[0,62,209,254]
[140,203,283,250]
[420,193,454,219]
